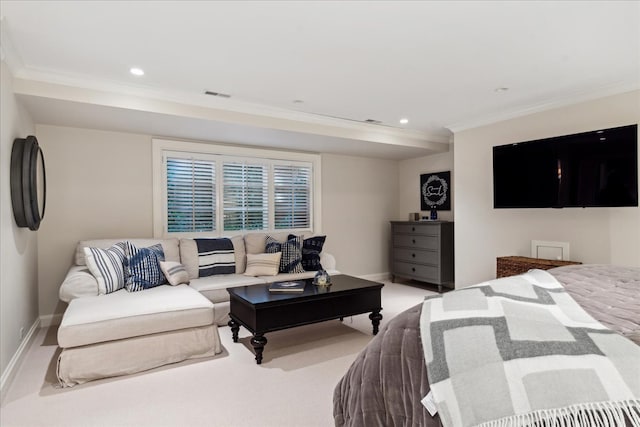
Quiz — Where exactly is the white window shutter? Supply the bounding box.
[273,164,311,229]
[166,157,216,232]
[223,162,268,231]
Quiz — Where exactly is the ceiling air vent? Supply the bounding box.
[204,91,231,98]
[364,119,383,125]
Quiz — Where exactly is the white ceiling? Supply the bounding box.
[1,1,639,159]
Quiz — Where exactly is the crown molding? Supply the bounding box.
[446,80,640,134]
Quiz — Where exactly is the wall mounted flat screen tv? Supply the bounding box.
[493,124,638,208]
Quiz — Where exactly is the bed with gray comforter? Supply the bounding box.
[333,264,640,427]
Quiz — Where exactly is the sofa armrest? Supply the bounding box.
[320,252,336,271]
[59,265,99,303]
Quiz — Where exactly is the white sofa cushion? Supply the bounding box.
[59,266,100,302]
[244,232,290,254]
[76,238,180,266]
[57,284,213,348]
[189,273,265,303]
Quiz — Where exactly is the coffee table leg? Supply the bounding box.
[228,318,240,343]
[251,334,268,364]
[369,310,383,335]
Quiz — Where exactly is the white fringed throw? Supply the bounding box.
[420,269,640,427]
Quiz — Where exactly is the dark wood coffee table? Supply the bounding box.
[227,274,383,364]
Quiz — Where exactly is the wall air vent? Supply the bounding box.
[364,119,383,125]
[204,91,231,98]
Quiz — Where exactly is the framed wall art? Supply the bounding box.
[420,171,450,211]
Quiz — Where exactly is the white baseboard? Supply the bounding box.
[0,318,40,404]
[39,313,62,327]
[358,272,390,282]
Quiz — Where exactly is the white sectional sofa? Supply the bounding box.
[57,232,337,387]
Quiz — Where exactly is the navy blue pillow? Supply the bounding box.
[195,238,235,277]
[266,235,304,273]
[289,235,326,271]
[123,242,167,292]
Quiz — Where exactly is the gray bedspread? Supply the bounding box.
[333,264,640,427]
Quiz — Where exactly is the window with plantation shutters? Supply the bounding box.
[223,162,268,231]
[155,139,319,237]
[166,157,216,232]
[274,164,311,229]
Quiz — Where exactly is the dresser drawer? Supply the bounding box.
[394,248,439,265]
[393,234,439,250]
[393,262,439,282]
[394,223,440,236]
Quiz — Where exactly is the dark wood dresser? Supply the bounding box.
[390,221,454,292]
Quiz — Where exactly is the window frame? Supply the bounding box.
[152,138,322,238]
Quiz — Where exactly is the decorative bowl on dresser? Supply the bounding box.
[389,221,454,292]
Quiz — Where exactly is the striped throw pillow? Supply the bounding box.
[123,242,167,292]
[243,252,281,276]
[195,238,236,277]
[83,242,127,294]
[159,261,190,286]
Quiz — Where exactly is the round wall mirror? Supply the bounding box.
[10,135,46,230]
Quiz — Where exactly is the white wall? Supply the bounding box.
[397,149,454,222]
[0,62,38,388]
[36,125,153,320]
[35,127,400,320]
[321,153,398,278]
[454,90,640,286]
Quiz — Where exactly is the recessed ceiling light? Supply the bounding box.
[494,87,509,93]
[399,118,409,124]
[130,67,144,76]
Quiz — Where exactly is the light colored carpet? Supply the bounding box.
[1,280,436,427]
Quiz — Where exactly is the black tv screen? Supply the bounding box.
[493,124,638,208]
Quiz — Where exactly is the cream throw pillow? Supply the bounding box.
[244,252,282,276]
[159,261,190,286]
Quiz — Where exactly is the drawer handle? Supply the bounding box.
[412,239,416,244]
[411,267,416,272]
[412,253,416,258]
[412,227,415,232]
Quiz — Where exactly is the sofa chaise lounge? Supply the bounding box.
[56,232,337,387]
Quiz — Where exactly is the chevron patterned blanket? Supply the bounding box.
[420,269,640,427]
